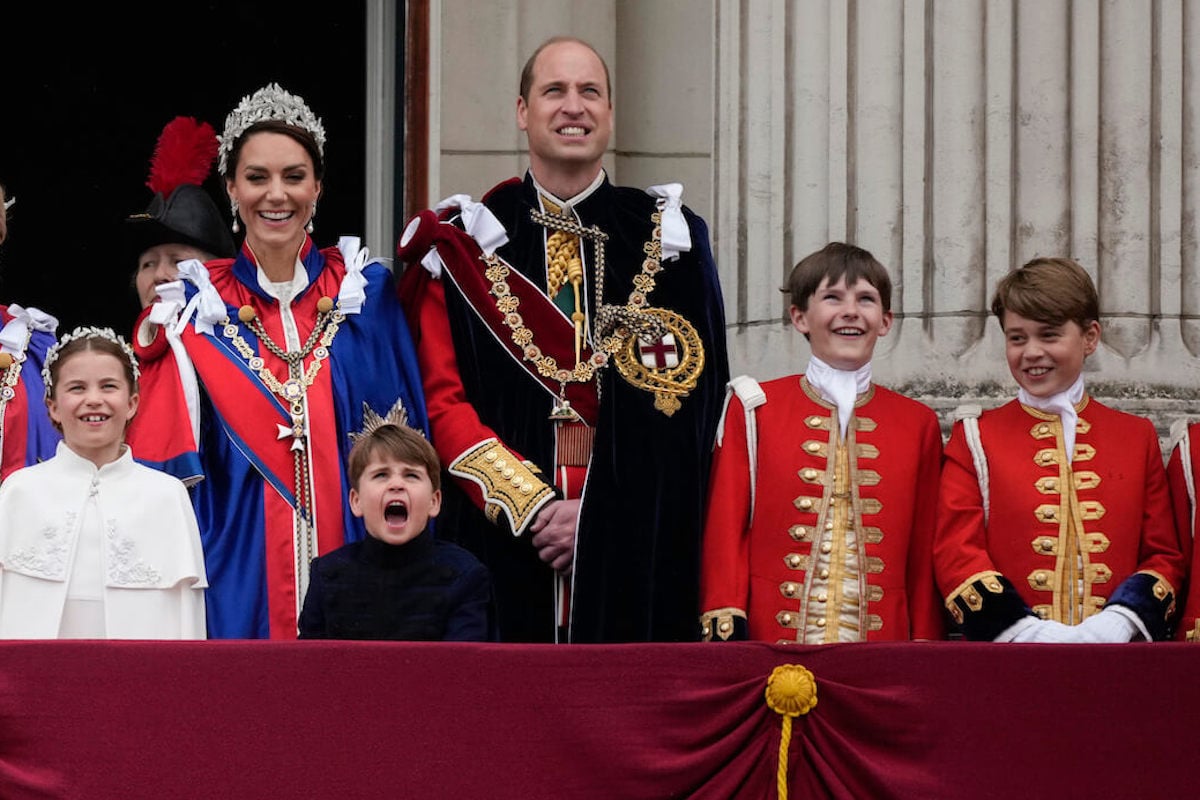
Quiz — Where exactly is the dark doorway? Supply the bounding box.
[2,2,369,335]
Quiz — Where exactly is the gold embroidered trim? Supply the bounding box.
[1035,476,1060,494]
[776,610,801,629]
[784,552,811,571]
[797,466,824,484]
[857,469,881,487]
[0,329,32,460]
[1031,535,1058,555]
[699,607,744,641]
[793,495,818,511]
[1083,532,1110,552]
[487,206,649,384]
[482,254,617,386]
[1035,504,1059,522]
[945,571,1006,615]
[1034,448,1060,467]
[1074,471,1101,490]
[855,442,879,459]
[223,300,344,583]
[611,307,705,417]
[448,438,556,535]
[788,525,812,542]
[802,439,826,457]
[1031,421,1056,439]
[1073,443,1096,461]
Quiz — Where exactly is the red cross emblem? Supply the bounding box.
[638,334,679,369]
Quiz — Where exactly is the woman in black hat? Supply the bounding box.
[125,117,235,310]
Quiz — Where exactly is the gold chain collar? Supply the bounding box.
[482,207,667,389]
[0,332,31,458]
[220,297,344,533]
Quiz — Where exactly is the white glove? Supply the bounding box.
[1070,607,1145,643]
[995,616,1076,643]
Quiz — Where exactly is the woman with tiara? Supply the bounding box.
[128,84,428,639]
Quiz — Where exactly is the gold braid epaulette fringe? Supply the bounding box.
[448,439,556,535]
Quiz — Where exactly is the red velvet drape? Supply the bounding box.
[0,641,1195,799]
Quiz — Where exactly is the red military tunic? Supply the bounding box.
[935,397,1184,639]
[1167,421,1199,639]
[699,375,945,643]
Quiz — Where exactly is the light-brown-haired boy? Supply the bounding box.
[935,257,1186,642]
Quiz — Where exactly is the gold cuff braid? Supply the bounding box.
[448,438,556,536]
[699,608,745,641]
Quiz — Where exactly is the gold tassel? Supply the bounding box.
[764,664,818,800]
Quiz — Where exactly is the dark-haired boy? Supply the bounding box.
[298,419,496,641]
[699,242,945,643]
[935,257,1185,642]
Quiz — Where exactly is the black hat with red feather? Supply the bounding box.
[125,116,235,263]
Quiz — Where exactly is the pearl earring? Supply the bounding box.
[306,202,316,235]
[230,200,240,234]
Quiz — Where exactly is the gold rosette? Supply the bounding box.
[764,664,818,800]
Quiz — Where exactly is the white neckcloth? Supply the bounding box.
[805,356,872,437]
[1018,375,1085,459]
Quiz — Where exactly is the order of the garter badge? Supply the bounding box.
[613,307,705,416]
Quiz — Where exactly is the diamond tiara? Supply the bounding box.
[42,326,140,396]
[217,82,326,175]
[348,399,421,444]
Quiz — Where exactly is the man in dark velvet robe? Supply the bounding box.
[397,35,729,643]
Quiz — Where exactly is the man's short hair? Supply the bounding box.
[348,425,441,493]
[519,35,613,102]
[990,257,1099,330]
[784,242,893,313]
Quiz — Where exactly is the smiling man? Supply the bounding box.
[398,36,730,643]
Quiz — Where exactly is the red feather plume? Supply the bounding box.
[145,116,219,196]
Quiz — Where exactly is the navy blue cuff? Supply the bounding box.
[1106,572,1177,642]
[946,573,1031,642]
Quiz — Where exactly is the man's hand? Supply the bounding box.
[530,498,581,575]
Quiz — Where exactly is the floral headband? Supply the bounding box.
[42,326,140,397]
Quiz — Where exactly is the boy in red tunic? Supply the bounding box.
[935,257,1185,642]
[700,242,945,643]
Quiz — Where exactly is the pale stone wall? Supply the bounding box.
[432,0,1200,445]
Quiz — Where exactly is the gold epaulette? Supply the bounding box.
[700,607,746,641]
[448,438,556,536]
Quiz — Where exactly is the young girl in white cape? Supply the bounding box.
[0,326,207,638]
